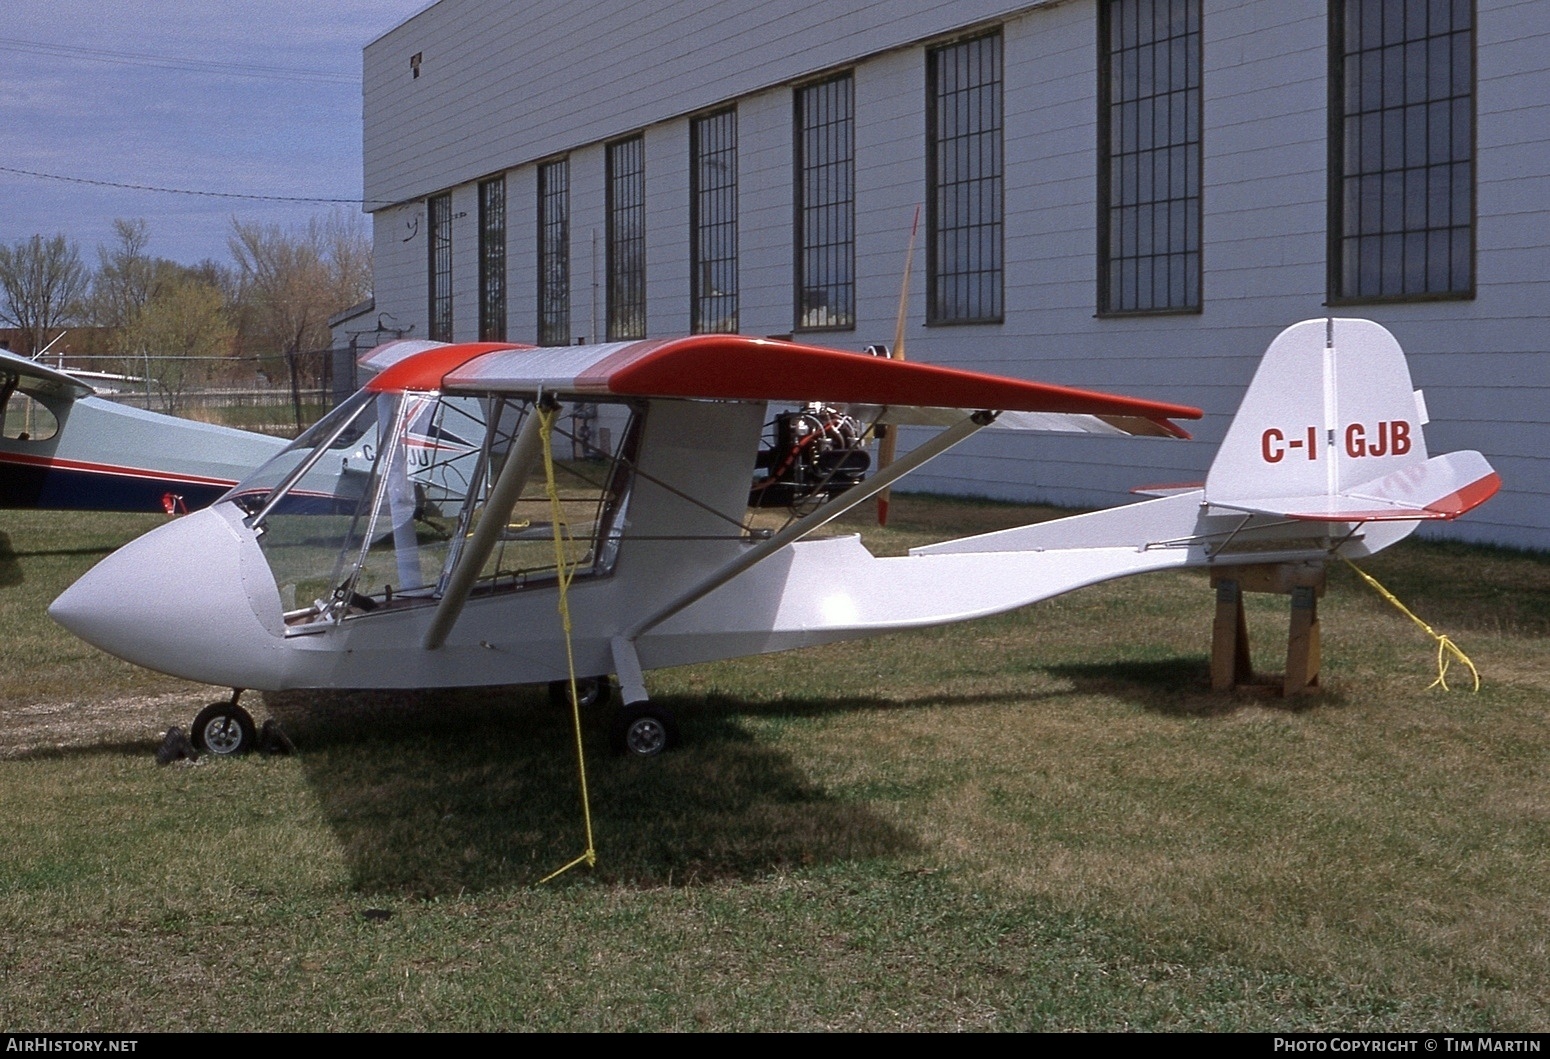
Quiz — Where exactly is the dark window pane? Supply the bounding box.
[691,109,738,333]
[606,136,646,340]
[478,177,506,342]
[428,193,453,342]
[537,159,570,345]
[1099,0,1201,313]
[928,32,1003,323]
[794,74,855,330]
[1329,0,1473,301]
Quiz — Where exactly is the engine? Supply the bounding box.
[749,404,871,511]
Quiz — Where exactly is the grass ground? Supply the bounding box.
[0,499,1547,1031]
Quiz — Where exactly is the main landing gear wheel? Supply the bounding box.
[190,701,258,757]
[610,703,679,758]
[549,676,611,710]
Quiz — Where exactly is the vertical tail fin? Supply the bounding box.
[1204,318,1498,522]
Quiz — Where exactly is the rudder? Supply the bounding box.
[1204,318,1496,523]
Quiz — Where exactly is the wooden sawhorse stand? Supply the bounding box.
[1210,562,1326,696]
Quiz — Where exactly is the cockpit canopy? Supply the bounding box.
[226,388,640,628]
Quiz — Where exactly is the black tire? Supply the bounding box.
[190,702,258,757]
[610,703,679,758]
[549,676,611,710]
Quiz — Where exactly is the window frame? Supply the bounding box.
[1327,0,1477,304]
[536,158,571,346]
[793,72,856,333]
[1096,0,1203,317]
[427,192,453,342]
[478,176,507,342]
[926,30,1005,326]
[690,108,740,334]
[606,135,647,341]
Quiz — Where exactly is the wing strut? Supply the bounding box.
[423,401,548,650]
[623,410,997,646]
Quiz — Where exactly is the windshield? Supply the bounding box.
[235,389,640,626]
[225,390,378,516]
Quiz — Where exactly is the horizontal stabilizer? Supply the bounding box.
[1210,450,1500,522]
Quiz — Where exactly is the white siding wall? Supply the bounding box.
[737,88,796,338]
[364,0,1550,552]
[505,165,537,342]
[450,183,479,341]
[645,122,692,337]
[371,202,429,339]
[569,144,606,345]
[364,0,1059,205]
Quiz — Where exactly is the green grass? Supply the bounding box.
[0,500,1548,1030]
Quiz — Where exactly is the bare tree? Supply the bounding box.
[89,218,179,329]
[0,234,88,357]
[228,210,372,362]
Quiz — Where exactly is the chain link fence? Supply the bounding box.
[54,348,355,438]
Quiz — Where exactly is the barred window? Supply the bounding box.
[928,32,1003,324]
[427,192,453,342]
[478,177,506,341]
[691,109,739,334]
[537,159,570,346]
[1330,0,1474,302]
[607,136,647,340]
[1098,0,1201,314]
[794,74,855,332]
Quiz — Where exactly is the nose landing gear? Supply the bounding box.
[189,692,258,756]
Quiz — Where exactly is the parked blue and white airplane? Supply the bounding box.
[0,350,287,513]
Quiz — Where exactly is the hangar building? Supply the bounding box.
[362,0,1548,550]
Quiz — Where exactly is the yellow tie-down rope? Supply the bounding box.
[1341,557,1480,692]
[536,399,598,883]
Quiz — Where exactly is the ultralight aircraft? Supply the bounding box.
[48,318,1499,756]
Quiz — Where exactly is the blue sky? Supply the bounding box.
[2,1,432,266]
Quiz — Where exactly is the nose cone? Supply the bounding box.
[50,504,288,689]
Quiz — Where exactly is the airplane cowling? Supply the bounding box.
[49,504,289,689]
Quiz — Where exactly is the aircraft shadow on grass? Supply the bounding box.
[0,531,132,591]
[0,532,20,588]
[1042,655,1348,717]
[263,687,923,895]
[259,678,1197,895]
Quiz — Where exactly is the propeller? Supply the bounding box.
[876,204,921,527]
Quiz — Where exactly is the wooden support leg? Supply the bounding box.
[1284,584,1321,696]
[1212,578,1253,691]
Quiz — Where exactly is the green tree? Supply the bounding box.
[0,234,88,357]
[120,278,233,413]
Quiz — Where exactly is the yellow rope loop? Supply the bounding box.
[536,401,598,881]
[1341,557,1480,692]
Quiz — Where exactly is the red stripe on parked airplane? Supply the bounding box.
[0,450,238,487]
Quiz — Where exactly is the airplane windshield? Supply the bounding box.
[238,389,640,626]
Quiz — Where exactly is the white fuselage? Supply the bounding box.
[48,396,1405,692]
